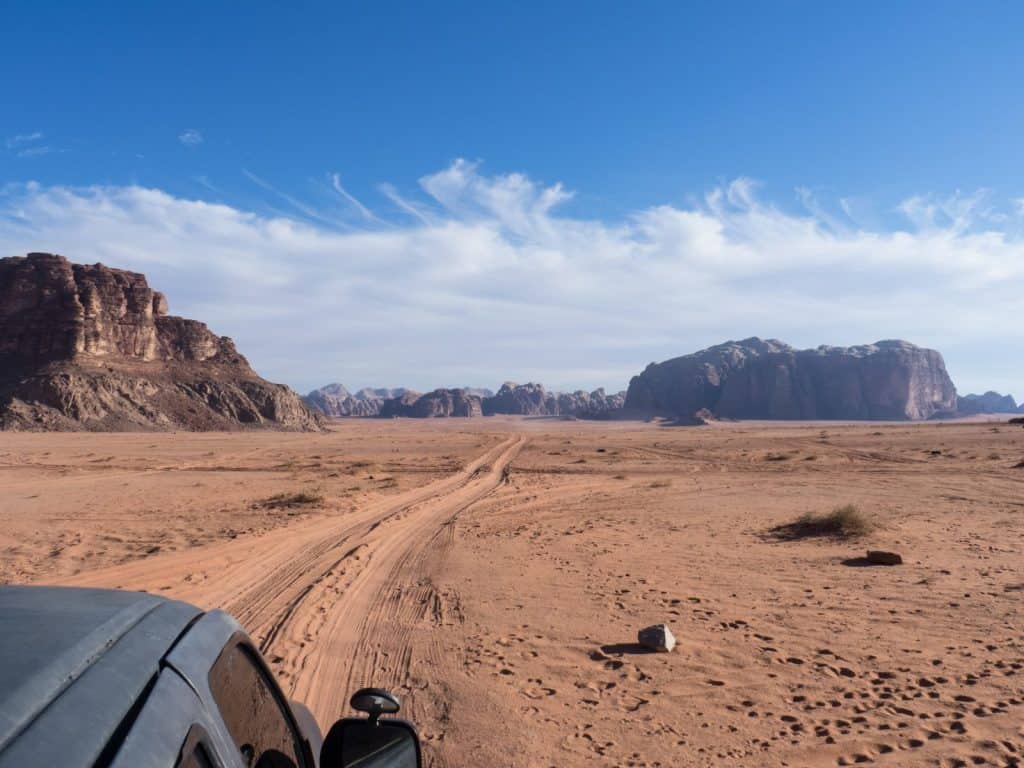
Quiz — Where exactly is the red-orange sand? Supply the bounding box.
[2,418,1022,767]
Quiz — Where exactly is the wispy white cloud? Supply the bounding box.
[242,168,345,229]
[329,173,379,222]
[1,161,1023,396]
[5,132,55,158]
[16,146,56,159]
[178,129,203,147]
[193,175,221,194]
[6,132,43,149]
[378,182,433,224]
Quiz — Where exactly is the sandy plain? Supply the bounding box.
[2,417,1023,767]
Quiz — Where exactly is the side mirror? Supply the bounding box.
[320,688,422,768]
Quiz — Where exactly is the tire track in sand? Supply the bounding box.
[58,435,524,731]
[280,436,525,724]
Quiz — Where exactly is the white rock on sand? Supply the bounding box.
[638,623,676,652]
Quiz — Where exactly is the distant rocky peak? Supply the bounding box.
[313,382,351,398]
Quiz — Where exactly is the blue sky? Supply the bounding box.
[3,2,1024,397]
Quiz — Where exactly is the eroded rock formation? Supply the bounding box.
[556,388,627,418]
[0,253,322,431]
[956,391,1019,415]
[304,383,386,417]
[378,388,482,418]
[483,382,552,416]
[625,338,957,421]
[482,382,625,418]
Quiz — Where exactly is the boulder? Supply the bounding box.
[637,623,676,653]
[865,550,903,566]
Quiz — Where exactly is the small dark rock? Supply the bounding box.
[865,550,903,566]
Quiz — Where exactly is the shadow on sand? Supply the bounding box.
[599,643,657,656]
[840,556,886,567]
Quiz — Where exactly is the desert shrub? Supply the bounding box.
[767,504,876,541]
[258,489,325,509]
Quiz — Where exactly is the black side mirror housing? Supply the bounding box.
[320,688,422,768]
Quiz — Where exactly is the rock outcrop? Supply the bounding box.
[556,388,627,418]
[482,382,626,419]
[304,383,385,417]
[355,387,410,401]
[379,388,481,418]
[306,385,494,418]
[378,391,422,418]
[483,382,553,416]
[0,253,322,431]
[625,338,957,422]
[956,391,1019,415]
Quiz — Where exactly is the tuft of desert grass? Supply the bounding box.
[258,489,325,509]
[767,504,876,541]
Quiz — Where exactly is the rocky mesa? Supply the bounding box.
[0,252,322,431]
[625,338,957,421]
[380,388,483,418]
[956,391,1020,415]
[482,382,625,419]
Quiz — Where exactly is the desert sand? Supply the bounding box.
[2,418,1023,767]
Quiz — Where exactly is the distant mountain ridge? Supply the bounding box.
[4,255,1010,430]
[294,341,1022,424]
[303,381,624,419]
[303,384,492,417]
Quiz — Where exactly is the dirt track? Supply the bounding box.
[61,434,524,729]
[4,419,1024,767]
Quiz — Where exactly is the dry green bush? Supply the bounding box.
[767,504,876,541]
[258,489,325,509]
